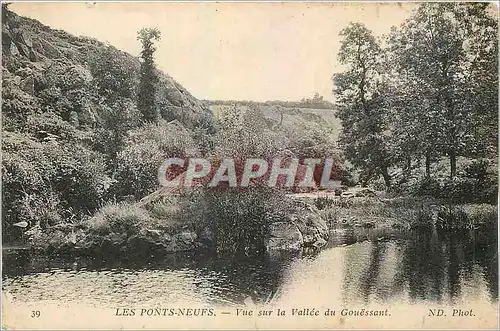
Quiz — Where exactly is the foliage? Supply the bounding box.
[410,159,497,204]
[114,119,199,199]
[87,45,139,103]
[334,3,497,193]
[93,99,142,163]
[202,188,293,255]
[137,27,161,123]
[87,202,151,236]
[1,8,212,244]
[1,69,39,131]
[333,23,394,188]
[213,104,286,159]
[387,3,498,178]
[2,132,112,238]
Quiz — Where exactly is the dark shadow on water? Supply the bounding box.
[2,249,295,305]
[2,225,497,306]
[336,226,498,305]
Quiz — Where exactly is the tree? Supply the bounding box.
[333,23,394,188]
[387,27,445,179]
[389,3,498,178]
[137,27,161,123]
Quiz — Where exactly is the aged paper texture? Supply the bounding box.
[2,1,498,329]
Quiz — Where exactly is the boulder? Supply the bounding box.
[28,48,40,62]
[37,38,62,58]
[265,222,303,252]
[19,30,33,48]
[9,43,19,56]
[289,199,329,249]
[167,231,197,252]
[341,191,355,198]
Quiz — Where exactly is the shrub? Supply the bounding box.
[114,119,199,199]
[87,45,139,102]
[406,158,497,204]
[87,202,151,236]
[202,188,292,255]
[2,132,112,241]
[93,99,142,162]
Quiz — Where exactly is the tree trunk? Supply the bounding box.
[381,167,391,188]
[449,149,457,178]
[425,151,431,179]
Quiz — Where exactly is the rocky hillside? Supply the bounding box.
[2,7,213,130]
[1,7,215,243]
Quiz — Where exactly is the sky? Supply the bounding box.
[11,2,418,102]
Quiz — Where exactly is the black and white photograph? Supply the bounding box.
[1,1,498,329]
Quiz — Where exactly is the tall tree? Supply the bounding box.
[461,3,498,158]
[333,23,394,188]
[389,3,498,178]
[137,27,161,123]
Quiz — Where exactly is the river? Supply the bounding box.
[2,226,498,329]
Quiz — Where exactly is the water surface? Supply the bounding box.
[3,227,497,309]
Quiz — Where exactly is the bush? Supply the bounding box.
[87,202,151,236]
[2,132,112,241]
[202,188,292,255]
[409,159,497,204]
[93,99,142,162]
[114,119,199,199]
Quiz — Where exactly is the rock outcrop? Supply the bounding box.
[265,199,329,253]
[265,222,304,252]
[2,8,213,131]
[27,224,201,257]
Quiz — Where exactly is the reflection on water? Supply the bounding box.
[2,227,497,308]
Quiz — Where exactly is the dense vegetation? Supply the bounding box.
[333,3,498,203]
[1,6,214,243]
[1,3,497,254]
[1,6,333,254]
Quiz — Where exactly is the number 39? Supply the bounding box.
[30,310,41,318]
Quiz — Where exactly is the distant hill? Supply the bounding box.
[210,103,342,141]
[205,98,336,110]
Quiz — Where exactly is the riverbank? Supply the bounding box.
[8,192,497,257]
[17,191,329,258]
[307,194,498,231]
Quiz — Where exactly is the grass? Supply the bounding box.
[86,198,193,238]
[314,196,497,230]
[86,202,152,236]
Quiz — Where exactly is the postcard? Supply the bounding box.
[2,1,498,329]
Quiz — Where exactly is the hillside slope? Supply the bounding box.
[210,103,341,141]
[1,7,214,242]
[2,8,213,130]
